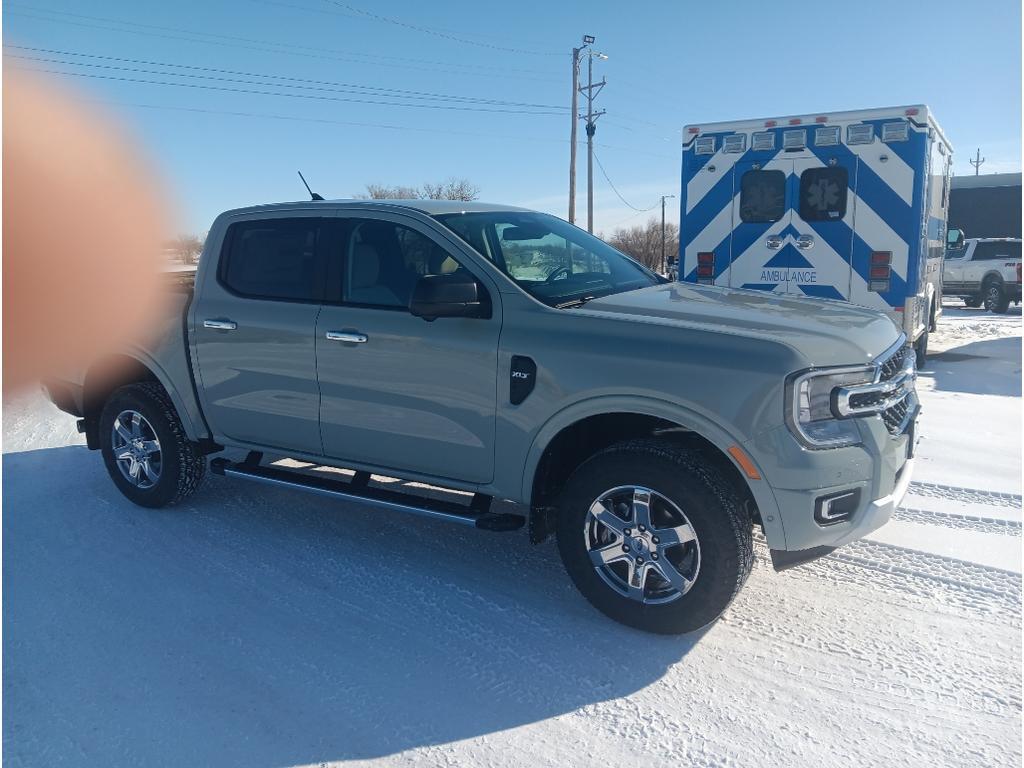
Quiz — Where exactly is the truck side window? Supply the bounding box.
[799,167,848,221]
[739,170,786,223]
[343,220,466,309]
[974,242,1022,260]
[220,219,322,301]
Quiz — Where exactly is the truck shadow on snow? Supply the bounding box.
[3,444,702,766]
[923,335,1022,397]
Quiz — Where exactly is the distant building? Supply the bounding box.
[948,172,1021,239]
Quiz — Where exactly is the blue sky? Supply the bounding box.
[5,0,1021,236]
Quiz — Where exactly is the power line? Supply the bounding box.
[5,47,569,110]
[320,0,562,56]
[9,64,567,115]
[592,151,660,212]
[5,5,561,82]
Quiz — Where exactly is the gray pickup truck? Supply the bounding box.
[45,199,919,634]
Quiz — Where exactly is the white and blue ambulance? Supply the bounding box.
[679,105,953,363]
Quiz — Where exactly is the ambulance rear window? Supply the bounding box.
[799,167,848,221]
[739,170,786,223]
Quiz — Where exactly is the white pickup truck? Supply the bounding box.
[942,237,1022,313]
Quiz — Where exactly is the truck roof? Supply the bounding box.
[220,199,532,218]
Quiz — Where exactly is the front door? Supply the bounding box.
[789,156,858,299]
[725,159,792,292]
[315,214,500,484]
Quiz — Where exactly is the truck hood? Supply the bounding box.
[581,283,901,367]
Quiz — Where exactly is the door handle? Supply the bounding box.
[766,235,783,250]
[796,235,815,250]
[203,319,237,330]
[325,331,368,344]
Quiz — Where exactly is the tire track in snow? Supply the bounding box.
[753,537,1021,620]
[893,506,1022,535]
[908,481,1022,509]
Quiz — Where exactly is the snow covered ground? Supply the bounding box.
[3,301,1021,768]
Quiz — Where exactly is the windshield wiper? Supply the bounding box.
[555,296,596,309]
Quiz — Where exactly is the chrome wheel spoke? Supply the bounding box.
[141,458,159,484]
[589,542,629,568]
[114,421,133,444]
[139,440,160,456]
[624,560,647,601]
[588,500,628,536]
[656,522,697,547]
[653,558,693,594]
[130,412,143,438]
[115,448,134,461]
[631,488,652,529]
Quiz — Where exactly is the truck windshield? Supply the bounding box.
[434,211,658,307]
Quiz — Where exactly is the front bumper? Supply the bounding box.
[744,399,918,566]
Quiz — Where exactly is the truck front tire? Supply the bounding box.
[555,439,753,634]
[99,382,206,508]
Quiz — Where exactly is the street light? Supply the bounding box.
[661,194,677,277]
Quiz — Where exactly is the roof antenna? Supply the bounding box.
[297,170,324,201]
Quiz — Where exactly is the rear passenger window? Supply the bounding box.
[974,242,1022,260]
[739,170,786,223]
[799,167,848,221]
[221,219,322,301]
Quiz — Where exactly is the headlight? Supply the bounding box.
[786,366,875,448]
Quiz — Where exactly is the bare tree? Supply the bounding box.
[606,217,679,272]
[421,177,480,201]
[357,177,480,201]
[168,234,204,265]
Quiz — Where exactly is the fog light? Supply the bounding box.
[814,489,860,526]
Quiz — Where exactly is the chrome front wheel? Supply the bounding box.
[584,485,701,605]
[111,409,162,489]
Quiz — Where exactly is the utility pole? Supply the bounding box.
[568,37,591,225]
[579,48,607,233]
[660,194,676,275]
[969,148,985,176]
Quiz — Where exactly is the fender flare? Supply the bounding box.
[94,346,207,443]
[519,394,787,548]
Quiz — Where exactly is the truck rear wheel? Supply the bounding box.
[99,382,206,508]
[963,295,982,308]
[914,327,929,369]
[984,281,1010,314]
[555,439,753,634]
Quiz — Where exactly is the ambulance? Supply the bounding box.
[679,105,953,365]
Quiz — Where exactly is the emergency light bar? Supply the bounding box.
[695,136,716,155]
[752,131,775,151]
[882,122,910,142]
[723,134,746,153]
[846,124,874,145]
[814,126,840,147]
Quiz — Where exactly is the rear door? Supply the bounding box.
[789,157,858,299]
[192,215,326,454]
[726,159,792,292]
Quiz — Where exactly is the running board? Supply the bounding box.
[209,457,524,531]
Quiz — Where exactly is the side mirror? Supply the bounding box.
[409,273,490,321]
[947,228,965,250]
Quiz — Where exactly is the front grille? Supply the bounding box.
[879,344,909,382]
[876,344,914,436]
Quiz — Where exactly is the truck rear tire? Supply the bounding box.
[98,382,206,508]
[555,439,753,635]
[984,280,1010,314]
